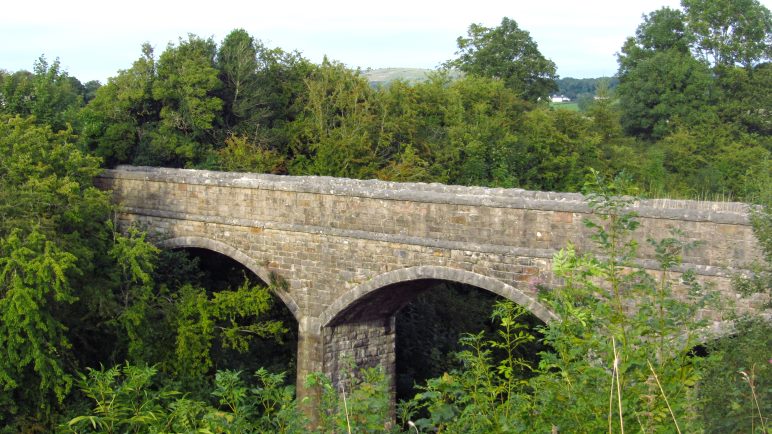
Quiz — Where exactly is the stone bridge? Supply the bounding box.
[96,166,764,404]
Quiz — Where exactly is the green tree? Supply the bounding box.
[215,29,314,159]
[585,79,624,143]
[633,7,692,54]
[373,73,533,188]
[445,75,527,187]
[0,229,78,417]
[0,57,83,131]
[0,115,189,429]
[620,49,715,139]
[714,60,772,136]
[617,8,716,139]
[0,115,108,426]
[108,247,294,392]
[168,279,286,385]
[79,43,159,166]
[289,59,380,178]
[0,70,34,117]
[217,29,260,128]
[449,17,558,102]
[149,35,223,166]
[392,73,458,183]
[682,0,772,68]
[247,46,314,155]
[511,107,603,191]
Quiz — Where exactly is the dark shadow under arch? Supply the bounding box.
[321,266,557,327]
[159,236,300,319]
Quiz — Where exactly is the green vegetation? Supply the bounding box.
[0,0,770,430]
[448,17,558,102]
[549,101,580,111]
[0,115,293,429]
[556,76,619,100]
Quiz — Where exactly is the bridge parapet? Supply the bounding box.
[99,166,757,274]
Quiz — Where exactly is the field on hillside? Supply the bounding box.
[362,67,463,85]
[550,101,580,111]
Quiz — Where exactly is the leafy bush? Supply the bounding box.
[66,364,305,433]
[402,301,535,433]
[697,318,771,433]
[305,363,392,433]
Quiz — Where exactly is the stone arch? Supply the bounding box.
[320,265,557,328]
[159,236,300,319]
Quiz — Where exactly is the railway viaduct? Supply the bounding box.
[96,166,765,403]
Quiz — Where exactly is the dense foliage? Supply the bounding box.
[555,76,619,100]
[0,116,291,430]
[3,7,764,200]
[448,17,559,102]
[615,0,771,201]
[0,0,770,431]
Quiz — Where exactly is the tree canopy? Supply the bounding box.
[683,0,772,68]
[449,17,558,102]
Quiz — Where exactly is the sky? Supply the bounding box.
[2,0,769,83]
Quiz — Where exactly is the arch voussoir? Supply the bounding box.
[321,265,557,327]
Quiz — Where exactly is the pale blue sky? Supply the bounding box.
[2,0,769,83]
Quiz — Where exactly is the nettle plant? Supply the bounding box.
[526,169,717,433]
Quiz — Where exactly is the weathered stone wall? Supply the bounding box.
[323,317,396,392]
[95,165,766,407]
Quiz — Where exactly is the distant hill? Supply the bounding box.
[361,68,462,86]
[362,69,617,99]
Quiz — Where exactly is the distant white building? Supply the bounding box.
[550,94,571,103]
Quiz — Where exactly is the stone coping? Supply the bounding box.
[100,166,752,225]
